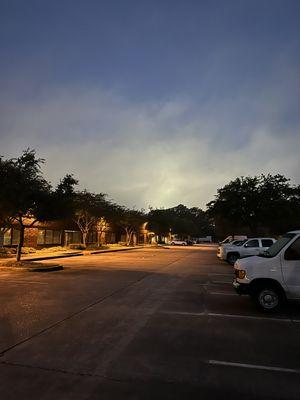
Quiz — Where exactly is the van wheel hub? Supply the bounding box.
[259,289,279,309]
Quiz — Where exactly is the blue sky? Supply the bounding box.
[0,0,299,208]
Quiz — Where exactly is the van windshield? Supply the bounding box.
[260,233,296,258]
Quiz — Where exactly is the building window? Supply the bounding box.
[87,231,97,243]
[3,229,20,246]
[37,229,62,245]
[64,231,82,245]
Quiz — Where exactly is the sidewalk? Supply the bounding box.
[18,245,147,262]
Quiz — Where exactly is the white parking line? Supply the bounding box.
[208,360,300,374]
[211,281,232,285]
[161,310,300,323]
[208,291,236,296]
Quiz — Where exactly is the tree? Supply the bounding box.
[207,174,300,236]
[72,191,116,247]
[0,150,78,260]
[118,208,146,246]
[207,176,261,235]
[148,204,213,242]
[147,208,173,241]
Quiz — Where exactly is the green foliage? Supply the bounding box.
[117,208,146,245]
[21,247,37,254]
[148,204,213,238]
[85,244,109,250]
[0,149,78,260]
[207,174,300,235]
[68,243,86,250]
[72,190,116,245]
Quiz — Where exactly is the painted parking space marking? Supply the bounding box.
[211,280,232,285]
[161,310,300,323]
[208,291,236,296]
[208,360,300,374]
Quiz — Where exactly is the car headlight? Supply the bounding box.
[236,269,246,279]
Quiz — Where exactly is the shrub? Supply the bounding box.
[0,247,16,254]
[21,247,37,254]
[68,243,86,250]
[86,244,109,250]
[39,246,66,253]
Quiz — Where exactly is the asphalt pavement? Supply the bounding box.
[0,246,300,399]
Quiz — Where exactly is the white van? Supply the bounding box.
[233,231,300,311]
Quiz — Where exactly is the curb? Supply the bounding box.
[89,246,146,255]
[28,265,64,272]
[23,252,84,262]
[11,246,149,263]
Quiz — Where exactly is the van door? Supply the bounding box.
[281,237,300,298]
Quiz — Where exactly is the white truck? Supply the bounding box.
[233,231,300,311]
[219,235,247,244]
[218,237,275,264]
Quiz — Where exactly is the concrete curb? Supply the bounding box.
[22,252,84,262]
[0,264,64,272]
[27,265,64,272]
[89,246,146,255]
[20,246,148,262]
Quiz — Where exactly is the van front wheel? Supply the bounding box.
[253,286,283,312]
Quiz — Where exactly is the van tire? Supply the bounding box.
[252,284,284,312]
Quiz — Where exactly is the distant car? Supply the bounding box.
[186,240,194,245]
[218,237,276,265]
[170,240,188,246]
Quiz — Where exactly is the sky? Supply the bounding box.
[0,0,299,210]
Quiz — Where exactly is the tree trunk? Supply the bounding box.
[82,231,87,247]
[128,230,134,246]
[16,225,25,261]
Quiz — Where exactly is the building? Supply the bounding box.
[1,218,151,248]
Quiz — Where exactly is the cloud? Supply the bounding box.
[0,84,299,210]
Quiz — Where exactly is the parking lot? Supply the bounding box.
[0,246,300,399]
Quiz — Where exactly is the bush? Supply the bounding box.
[68,243,86,250]
[86,244,109,250]
[21,247,37,254]
[39,246,66,253]
[0,247,16,254]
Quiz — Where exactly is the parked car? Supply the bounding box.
[170,240,187,246]
[197,236,212,243]
[218,237,276,265]
[186,240,194,245]
[233,231,300,311]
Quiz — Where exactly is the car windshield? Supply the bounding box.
[235,240,247,246]
[260,233,297,258]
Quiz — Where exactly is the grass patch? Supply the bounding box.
[0,260,60,270]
